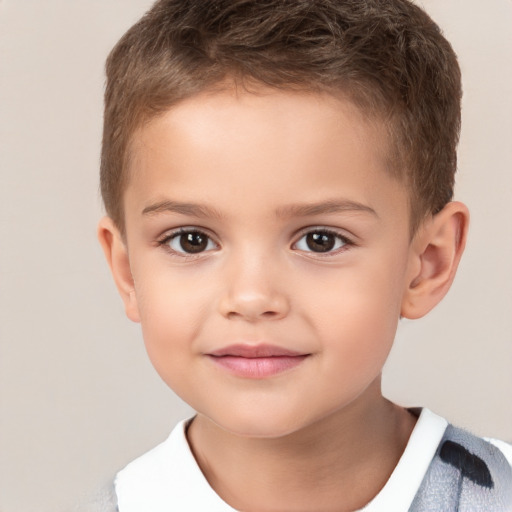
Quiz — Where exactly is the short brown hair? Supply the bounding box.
[101,0,461,232]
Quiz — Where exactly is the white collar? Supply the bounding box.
[115,408,448,512]
[360,408,448,511]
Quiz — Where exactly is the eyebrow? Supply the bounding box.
[142,200,223,219]
[275,199,378,219]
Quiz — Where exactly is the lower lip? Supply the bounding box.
[208,355,309,378]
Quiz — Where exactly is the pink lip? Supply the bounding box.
[207,344,309,379]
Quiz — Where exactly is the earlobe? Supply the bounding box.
[401,201,469,319]
[97,217,140,323]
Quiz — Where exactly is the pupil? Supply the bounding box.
[306,232,335,252]
[181,232,207,253]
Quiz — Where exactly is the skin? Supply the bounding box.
[99,87,469,511]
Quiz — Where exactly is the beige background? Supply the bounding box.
[0,1,511,511]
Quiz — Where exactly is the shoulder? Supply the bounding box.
[487,438,512,468]
[410,422,512,512]
[114,419,190,511]
[74,482,118,512]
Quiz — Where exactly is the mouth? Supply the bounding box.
[206,344,310,379]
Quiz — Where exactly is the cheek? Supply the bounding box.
[317,292,398,361]
[133,271,208,377]
[313,289,401,403]
[312,253,408,361]
[135,259,210,327]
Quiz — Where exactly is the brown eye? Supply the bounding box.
[167,230,215,254]
[295,230,347,253]
[306,232,335,252]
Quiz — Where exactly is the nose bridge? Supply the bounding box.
[218,243,289,321]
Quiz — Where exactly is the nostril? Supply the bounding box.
[224,307,286,322]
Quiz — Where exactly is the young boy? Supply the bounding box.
[96,0,512,510]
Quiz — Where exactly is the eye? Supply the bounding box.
[294,229,349,254]
[164,229,217,254]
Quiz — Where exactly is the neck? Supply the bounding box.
[186,385,417,512]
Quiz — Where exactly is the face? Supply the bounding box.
[120,88,416,438]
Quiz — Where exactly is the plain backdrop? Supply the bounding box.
[0,1,511,511]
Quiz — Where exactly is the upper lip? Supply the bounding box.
[208,344,307,358]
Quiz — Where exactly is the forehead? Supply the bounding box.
[125,88,408,226]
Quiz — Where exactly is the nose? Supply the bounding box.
[217,253,290,322]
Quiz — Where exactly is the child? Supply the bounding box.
[96,0,512,510]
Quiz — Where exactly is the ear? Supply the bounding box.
[97,217,140,323]
[401,201,469,319]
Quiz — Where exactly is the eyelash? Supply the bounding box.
[156,227,354,258]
